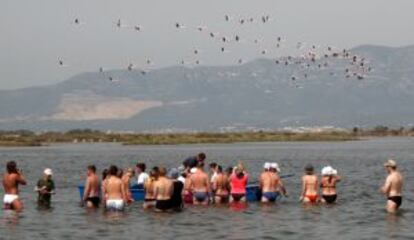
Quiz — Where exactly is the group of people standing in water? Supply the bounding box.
[2,153,404,214]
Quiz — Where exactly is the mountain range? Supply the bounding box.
[1,44,413,132]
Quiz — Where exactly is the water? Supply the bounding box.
[1,138,414,239]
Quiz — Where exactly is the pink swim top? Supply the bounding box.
[230,173,248,194]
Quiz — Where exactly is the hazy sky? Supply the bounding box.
[1,0,413,90]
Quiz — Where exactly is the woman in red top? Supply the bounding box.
[230,164,248,203]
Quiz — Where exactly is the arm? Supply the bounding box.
[381,176,391,195]
[300,177,306,200]
[16,171,27,185]
[278,178,287,196]
[121,182,127,202]
[83,178,91,201]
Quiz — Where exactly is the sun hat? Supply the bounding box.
[44,168,53,176]
[270,162,281,173]
[321,166,334,176]
[263,162,271,170]
[384,159,397,167]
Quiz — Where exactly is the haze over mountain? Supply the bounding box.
[1,45,413,132]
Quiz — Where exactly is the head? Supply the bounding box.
[109,165,118,176]
[235,167,244,178]
[6,161,17,174]
[304,164,314,175]
[197,161,205,170]
[209,162,218,173]
[217,165,223,174]
[136,163,146,174]
[168,168,180,180]
[197,152,206,162]
[384,159,397,173]
[159,167,167,177]
[87,165,96,176]
[263,162,270,172]
[126,168,135,177]
[102,169,108,180]
[226,166,233,176]
[117,169,123,178]
[270,163,279,173]
[43,168,53,180]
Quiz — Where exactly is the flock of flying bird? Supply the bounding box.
[59,14,372,86]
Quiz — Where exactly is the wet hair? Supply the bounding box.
[117,169,123,178]
[109,165,118,176]
[136,163,146,172]
[198,152,206,161]
[209,162,217,168]
[226,167,233,176]
[6,161,17,174]
[159,167,167,176]
[87,165,96,173]
[197,161,205,169]
[152,166,159,174]
[304,164,314,175]
[217,165,223,173]
[102,169,108,180]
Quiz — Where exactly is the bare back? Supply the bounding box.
[104,176,125,200]
[384,171,403,197]
[302,175,318,196]
[3,173,26,194]
[261,172,279,192]
[85,174,100,198]
[214,173,229,195]
[190,171,210,192]
[154,177,173,200]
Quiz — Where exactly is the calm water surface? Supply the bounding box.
[1,138,414,239]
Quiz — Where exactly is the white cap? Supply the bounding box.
[270,163,281,173]
[44,168,53,176]
[263,162,271,170]
[321,166,335,176]
[190,167,197,174]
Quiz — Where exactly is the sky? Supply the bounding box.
[1,0,413,90]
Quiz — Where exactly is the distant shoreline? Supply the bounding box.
[1,127,413,147]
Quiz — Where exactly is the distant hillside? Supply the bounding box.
[1,45,414,132]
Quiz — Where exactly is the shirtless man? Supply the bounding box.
[83,165,101,208]
[143,167,159,209]
[103,165,127,211]
[300,164,319,203]
[381,159,403,213]
[2,161,26,211]
[190,162,211,205]
[153,167,173,212]
[122,168,135,204]
[212,165,230,204]
[260,163,286,203]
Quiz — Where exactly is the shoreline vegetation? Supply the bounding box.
[0,126,413,147]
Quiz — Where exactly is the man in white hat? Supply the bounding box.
[260,162,286,202]
[35,168,55,208]
[381,159,403,213]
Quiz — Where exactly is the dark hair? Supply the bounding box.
[117,169,123,178]
[226,167,233,176]
[217,165,223,173]
[209,162,217,169]
[304,164,314,175]
[198,152,206,161]
[152,166,159,174]
[102,169,108,180]
[6,161,17,174]
[109,165,118,176]
[197,161,205,168]
[87,165,96,173]
[136,163,146,172]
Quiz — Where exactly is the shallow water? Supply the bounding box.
[1,138,414,239]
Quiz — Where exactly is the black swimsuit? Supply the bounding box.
[388,196,402,208]
[155,200,171,211]
[86,197,100,207]
[322,194,337,204]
